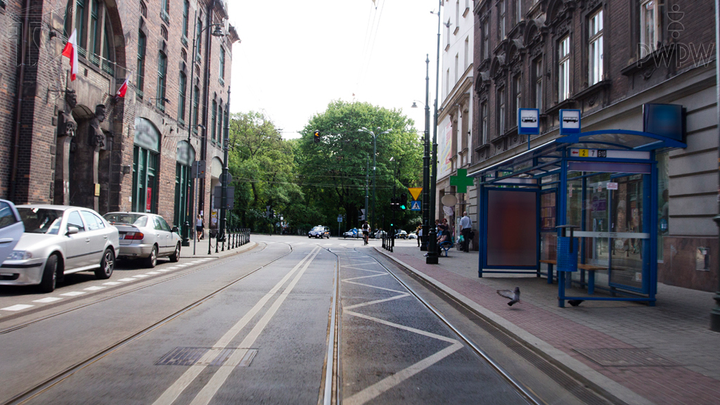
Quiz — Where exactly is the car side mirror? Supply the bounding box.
[66,226,79,235]
[172,226,179,233]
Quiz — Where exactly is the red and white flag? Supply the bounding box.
[116,74,131,98]
[62,29,78,81]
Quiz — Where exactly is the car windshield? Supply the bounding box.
[18,208,63,235]
[312,226,324,232]
[104,213,147,227]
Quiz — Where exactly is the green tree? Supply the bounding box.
[228,112,305,233]
[296,100,423,233]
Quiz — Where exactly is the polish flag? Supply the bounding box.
[62,29,78,81]
[116,74,131,98]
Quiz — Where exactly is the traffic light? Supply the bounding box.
[390,197,398,210]
[313,130,320,143]
[399,194,407,210]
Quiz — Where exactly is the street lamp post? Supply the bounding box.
[412,56,432,251]
[219,87,231,248]
[359,127,390,230]
[426,0,442,265]
[184,12,224,244]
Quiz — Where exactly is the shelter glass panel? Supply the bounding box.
[486,189,537,267]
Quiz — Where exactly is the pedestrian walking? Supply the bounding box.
[415,223,422,247]
[460,211,472,252]
[196,215,204,241]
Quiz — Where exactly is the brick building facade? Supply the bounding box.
[0,0,239,239]
[470,0,718,291]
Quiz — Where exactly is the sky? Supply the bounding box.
[227,0,444,139]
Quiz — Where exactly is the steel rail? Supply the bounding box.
[369,255,543,405]
[5,242,294,405]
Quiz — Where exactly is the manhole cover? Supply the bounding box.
[574,348,679,367]
[156,347,257,367]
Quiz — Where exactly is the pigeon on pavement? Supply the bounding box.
[497,287,520,306]
[568,299,584,307]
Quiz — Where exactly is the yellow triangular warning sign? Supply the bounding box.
[408,187,422,201]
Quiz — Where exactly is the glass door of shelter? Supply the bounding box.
[575,173,649,293]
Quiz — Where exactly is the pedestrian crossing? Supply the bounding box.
[0,258,215,316]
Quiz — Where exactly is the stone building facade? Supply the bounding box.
[0,0,239,239]
[436,0,476,248]
[471,0,717,291]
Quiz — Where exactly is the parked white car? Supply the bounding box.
[0,199,24,266]
[103,212,181,268]
[0,204,119,292]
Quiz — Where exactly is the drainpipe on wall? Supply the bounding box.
[711,0,720,332]
[9,0,31,202]
[200,4,214,214]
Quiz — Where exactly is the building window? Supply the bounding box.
[640,0,660,57]
[533,58,542,111]
[178,72,187,125]
[498,87,506,135]
[482,20,490,60]
[161,0,169,23]
[498,0,506,39]
[140,0,147,18]
[513,75,522,126]
[136,31,146,97]
[182,0,189,44]
[516,0,522,24]
[156,51,167,111]
[464,36,469,69]
[219,47,226,84]
[192,85,199,132]
[65,0,115,73]
[481,101,488,144]
[558,35,571,102]
[588,9,604,86]
[455,0,460,31]
[217,102,224,145]
[196,18,203,59]
[211,100,217,143]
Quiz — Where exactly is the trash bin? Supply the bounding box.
[556,225,579,274]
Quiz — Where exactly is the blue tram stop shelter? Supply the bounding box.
[471,106,686,307]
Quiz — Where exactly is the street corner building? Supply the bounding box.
[432,0,718,294]
[0,0,239,239]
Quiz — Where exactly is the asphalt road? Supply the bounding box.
[0,235,606,404]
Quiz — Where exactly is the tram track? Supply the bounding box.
[372,251,625,405]
[4,242,297,405]
[353,252,542,405]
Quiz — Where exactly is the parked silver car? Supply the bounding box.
[103,212,181,268]
[0,204,119,292]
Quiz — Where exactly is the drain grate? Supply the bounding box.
[156,347,258,367]
[574,348,679,367]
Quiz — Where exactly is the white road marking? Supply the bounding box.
[103,282,121,286]
[153,246,322,405]
[84,286,106,291]
[189,247,321,405]
[341,263,464,405]
[33,297,63,303]
[1,304,34,311]
[61,291,86,297]
[133,274,150,278]
[118,278,136,282]
[157,269,172,272]
[146,272,160,275]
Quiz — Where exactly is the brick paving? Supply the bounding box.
[379,245,720,405]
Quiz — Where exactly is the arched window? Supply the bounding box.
[64,0,116,75]
[175,140,195,236]
[133,118,161,213]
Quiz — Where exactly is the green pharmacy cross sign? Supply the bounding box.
[450,169,474,193]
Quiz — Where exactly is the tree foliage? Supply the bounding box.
[296,100,423,232]
[227,102,423,235]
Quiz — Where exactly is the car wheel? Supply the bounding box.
[95,248,115,279]
[145,245,158,268]
[39,254,58,293]
[169,243,181,262]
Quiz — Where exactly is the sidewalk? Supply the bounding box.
[181,236,255,259]
[378,245,720,405]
